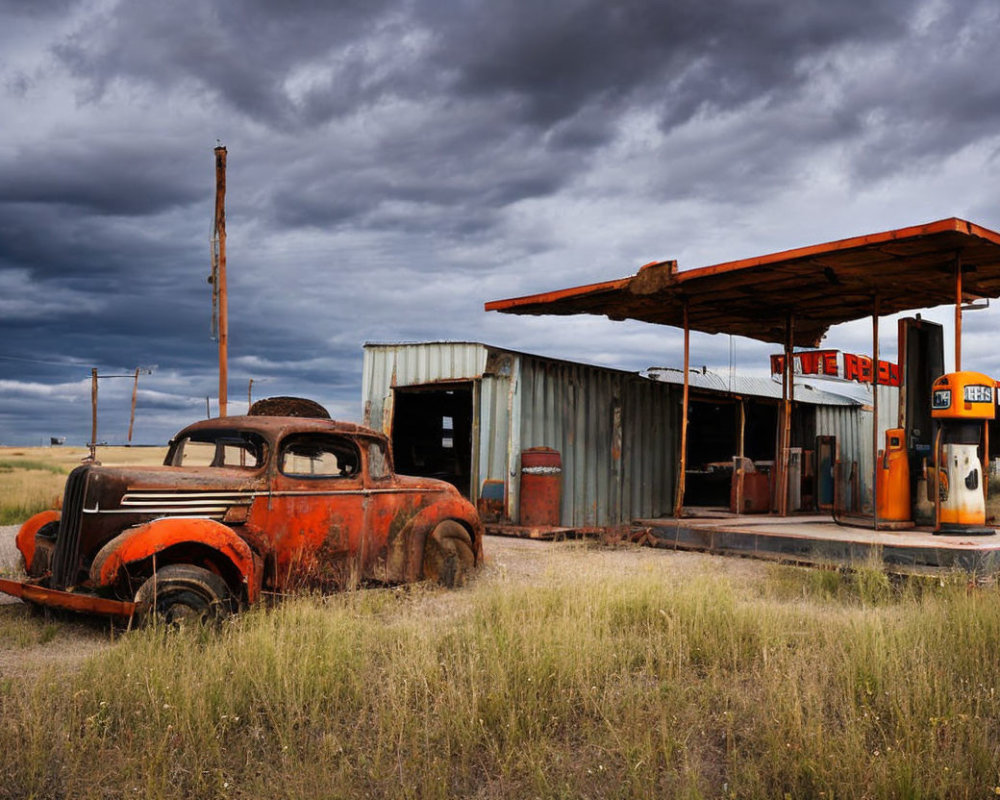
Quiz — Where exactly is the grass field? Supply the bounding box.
[1,449,999,798]
[1,558,998,799]
[0,446,167,524]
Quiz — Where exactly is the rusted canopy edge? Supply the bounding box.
[485,218,1000,347]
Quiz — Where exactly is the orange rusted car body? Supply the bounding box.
[0,415,483,618]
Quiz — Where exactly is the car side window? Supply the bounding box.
[279,435,360,478]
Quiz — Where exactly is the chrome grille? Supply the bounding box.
[50,465,90,589]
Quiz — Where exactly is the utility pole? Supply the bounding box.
[126,367,153,444]
[128,368,140,444]
[89,368,98,461]
[89,367,152,456]
[211,144,229,417]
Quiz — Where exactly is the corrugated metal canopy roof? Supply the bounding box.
[485,218,1000,347]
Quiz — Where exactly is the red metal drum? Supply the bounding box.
[520,447,562,527]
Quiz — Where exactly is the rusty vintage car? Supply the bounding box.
[0,411,483,623]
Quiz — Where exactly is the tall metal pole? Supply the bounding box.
[674,300,690,518]
[779,316,793,516]
[127,367,140,444]
[955,255,962,371]
[214,145,229,417]
[872,295,880,530]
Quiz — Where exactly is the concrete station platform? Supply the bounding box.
[632,511,1000,576]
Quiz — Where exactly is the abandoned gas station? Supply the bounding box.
[482,218,1000,573]
[368,219,1000,574]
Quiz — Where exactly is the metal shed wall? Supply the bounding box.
[514,354,679,527]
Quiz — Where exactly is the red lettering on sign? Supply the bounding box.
[768,349,897,386]
[844,353,862,382]
[822,351,838,376]
[798,351,820,375]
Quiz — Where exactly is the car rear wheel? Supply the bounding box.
[423,521,475,588]
[134,564,234,626]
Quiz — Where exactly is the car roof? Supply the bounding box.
[174,415,386,442]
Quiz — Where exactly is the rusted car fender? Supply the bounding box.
[89,518,258,601]
[15,510,60,573]
[385,502,483,583]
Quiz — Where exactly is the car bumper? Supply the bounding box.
[0,577,139,618]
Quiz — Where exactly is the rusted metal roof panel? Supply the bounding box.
[485,218,1000,347]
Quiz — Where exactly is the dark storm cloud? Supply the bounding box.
[423,0,911,129]
[0,0,75,17]
[3,0,1000,445]
[0,139,202,216]
[54,0,399,125]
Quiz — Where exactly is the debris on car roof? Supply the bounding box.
[248,396,330,418]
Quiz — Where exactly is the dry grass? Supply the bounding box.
[0,547,998,800]
[0,446,167,525]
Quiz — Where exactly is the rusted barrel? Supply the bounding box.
[520,447,562,527]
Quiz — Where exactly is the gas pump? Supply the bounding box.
[930,371,995,535]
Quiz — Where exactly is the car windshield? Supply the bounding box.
[167,429,267,469]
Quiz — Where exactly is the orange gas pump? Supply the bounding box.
[929,371,995,535]
[875,428,910,522]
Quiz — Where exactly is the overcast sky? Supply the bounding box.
[1,0,999,445]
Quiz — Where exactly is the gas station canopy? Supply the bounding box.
[485,218,1000,347]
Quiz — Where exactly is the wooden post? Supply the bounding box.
[248,378,254,410]
[89,368,98,461]
[214,145,229,417]
[872,294,880,530]
[674,300,690,518]
[127,367,140,444]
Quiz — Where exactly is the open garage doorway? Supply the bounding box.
[684,395,781,508]
[391,383,474,498]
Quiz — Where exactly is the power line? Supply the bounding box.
[0,353,90,368]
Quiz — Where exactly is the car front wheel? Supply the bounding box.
[134,564,234,626]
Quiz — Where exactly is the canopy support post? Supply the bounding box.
[674,301,690,518]
[775,315,794,516]
[735,397,746,515]
[872,294,880,531]
[955,255,963,371]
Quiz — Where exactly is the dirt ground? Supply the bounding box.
[0,525,769,679]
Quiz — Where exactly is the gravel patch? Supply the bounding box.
[0,524,19,572]
[0,524,23,606]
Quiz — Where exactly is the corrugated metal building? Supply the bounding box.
[362,342,895,528]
